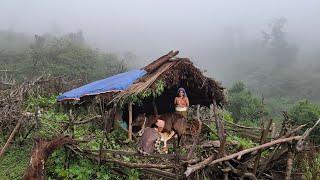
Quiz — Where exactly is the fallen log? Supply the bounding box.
[76,149,174,169]
[76,148,187,160]
[184,136,302,177]
[22,136,75,180]
[104,158,174,169]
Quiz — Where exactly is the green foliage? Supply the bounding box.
[0,31,127,82]
[39,109,68,138]
[296,152,320,180]
[0,144,32,180]
[47,149,121,180]
[24,94,57,111]
[227,81,265,123]
[289,100,320,143]
[127,169,140,180]
[24,94,68,138]
[119,80,165,107]
[219,109,234,123]
[227,134,256,150]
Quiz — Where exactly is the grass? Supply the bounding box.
[227,134,256,150]
[0,144,32,180]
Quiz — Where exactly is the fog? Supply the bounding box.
[1,0,320,82]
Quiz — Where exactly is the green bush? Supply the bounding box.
[0,31,127,82]
[47,149,122,180]
[289,100,320,143]
[227,134,256,150]
[227,81,265,123]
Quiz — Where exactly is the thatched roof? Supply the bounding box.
[111,50,225,107]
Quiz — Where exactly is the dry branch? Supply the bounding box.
[71,147,187,160]
[184,136,302,177]
[72,147,174,169]
[296,118,320,151]
[104,158,174,169]
[223,119,262,131]
[0,119,22,158]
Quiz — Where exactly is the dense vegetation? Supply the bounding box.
[0,30,127,83]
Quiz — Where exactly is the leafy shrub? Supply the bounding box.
[47,149,121,180]
[227,81,265,123]
[227,134,256,150]
[289,99,320,143]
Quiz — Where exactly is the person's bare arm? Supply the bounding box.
[186,97,190,107]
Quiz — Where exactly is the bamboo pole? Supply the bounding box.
[128,102,133,141]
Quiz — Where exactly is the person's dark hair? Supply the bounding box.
[177,87,187,97]
[151,124,157,128]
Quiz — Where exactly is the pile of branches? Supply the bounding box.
[183,112,320,180]
[0,76,82,157]
[61,106,320,180]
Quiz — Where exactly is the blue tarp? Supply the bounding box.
[57,69,147,101]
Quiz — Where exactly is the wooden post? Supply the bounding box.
[128,102,133,141]
[209,104,213,119]
[271,122,276,140]
[252,119,273,174]
[69,109,75,138]
[35,106,40,137]
[213,99,226,157]
[152,97,158,115]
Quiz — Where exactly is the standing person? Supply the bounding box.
[174,87,189,118]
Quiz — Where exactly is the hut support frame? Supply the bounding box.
[128,102,133,141]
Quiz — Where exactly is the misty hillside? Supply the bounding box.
[1,1,320,179]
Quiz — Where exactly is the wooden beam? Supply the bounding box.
[143,50,179,73]
[128,102,133,141]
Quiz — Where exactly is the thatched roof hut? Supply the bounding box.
[58,51,225,137]
[58,50,224,110]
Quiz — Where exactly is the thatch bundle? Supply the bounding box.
[111,50,225,108]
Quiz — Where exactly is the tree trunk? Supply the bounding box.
[22,136,75,180]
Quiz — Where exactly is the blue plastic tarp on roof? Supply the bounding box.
[57,69,146,101]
